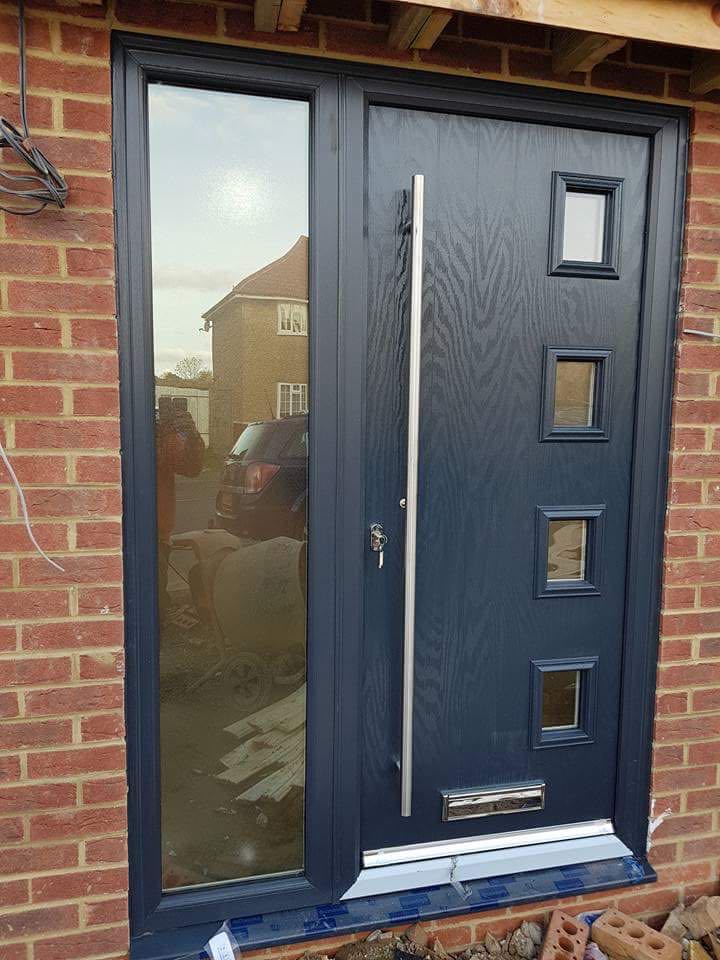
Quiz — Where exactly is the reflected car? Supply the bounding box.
[215,416,307,541]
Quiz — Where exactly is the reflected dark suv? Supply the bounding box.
[215,416,307,541]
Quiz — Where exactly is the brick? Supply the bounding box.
[0,818,24,842]
[659,662,720,687]
[684,835,720,858]
[0,718,72,750]
[0,315,61,349]
[81,711,124,742]
[15,418,119,450]
[116,0,217,33]
[6,209,114,245]
[664,535,699,559]
[676,370,712,396]
[655,692,688,715]
[653,812,715,840]
[70,317,117,349]
[692,140,720,168]
[689,741,720,763]
[689,172,720,199]
[33,925,128,960]
[65,245,114,277]
[225,8,320,47]
[655,714,720,741]
[665,558,720,584]
[0,588,69,621]
[0,522,68,554]
[669,480,703,504]
[30,805,125,842]
[23,54,110,96]
[14,349,119,383]
[0,12,52,49]
[22,618,122,651]
[24,682,123,717]
[0,842,77,874]
[32,865,127,902]
[73,387,119,417]
[0,693,20,720]
[76,585,123,616]
[81,776,126,806]
[685,787,720,810]
[0,879,29,907]
[0,385,63,416]
[693,110,720,136]
[693,687,720,711]
[661,610,720,634]
[0,904,78,940]
[0,756,21,784]
[541,910,589,960]
[79,651,123,680]
[653,765,716,791]
[462,13,547,46]
[629,40,692,70]
[700,637,720,657]
[74,455,121,483]
[27,743,125,779]
[0,88,52,128]
[591,910,680,960]
[0,656,71,687]
[85,836,127,864]
[85,895,127,924]
[59,22,110,58]
[22,487,121,521]
[686,229,720,257]
[1,243,60,277]
[420,38,501,74]
[63,173,113,209]
[8,280,115,315]
[591,61,665,95]
[63,100,112,133]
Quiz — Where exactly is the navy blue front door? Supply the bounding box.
[362,105,651,852]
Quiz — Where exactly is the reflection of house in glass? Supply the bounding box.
[203,236,308,454]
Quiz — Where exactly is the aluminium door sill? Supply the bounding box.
[342,820,631,900]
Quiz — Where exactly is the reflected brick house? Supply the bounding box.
[203,236,309,453]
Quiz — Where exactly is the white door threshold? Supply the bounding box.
[342,822,631,900]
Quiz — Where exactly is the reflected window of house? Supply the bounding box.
[148,82,310,892]
[278,302,308,335]
[278,382,308,419]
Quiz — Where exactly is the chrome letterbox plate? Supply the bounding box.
[441,782,546,821]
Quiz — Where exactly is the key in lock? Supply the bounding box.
[369,522,388,569]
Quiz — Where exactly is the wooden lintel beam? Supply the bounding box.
[392,0,720,52]
[254,0,305,33]
[388,5,453,50]
[691,51,720,94]
[552,30,627,75]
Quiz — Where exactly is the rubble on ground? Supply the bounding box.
[303,897,720,960]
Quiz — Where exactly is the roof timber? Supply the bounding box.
[392,0,720,52]
[388,5,454,49]
[254,0,305,33]
[552,31,627,75]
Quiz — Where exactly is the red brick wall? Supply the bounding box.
[0,2,718,958]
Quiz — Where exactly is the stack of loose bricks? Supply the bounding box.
[540,911,681,960]
[1,2,720,960]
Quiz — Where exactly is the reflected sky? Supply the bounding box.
[148,84,310,374]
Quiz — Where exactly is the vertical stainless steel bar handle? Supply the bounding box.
[401,174,424,818]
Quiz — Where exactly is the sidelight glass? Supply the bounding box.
[563,191,606,263]
[547,519,587,581]
[542,670,580,730]
[553,360,596,427]
[148,83,309,890]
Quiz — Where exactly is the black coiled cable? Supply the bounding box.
[0,0,69,215]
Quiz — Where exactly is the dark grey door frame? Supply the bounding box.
[114,30,687,955]
[336,73,686,892]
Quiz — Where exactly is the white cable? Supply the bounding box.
[0,438,64,572]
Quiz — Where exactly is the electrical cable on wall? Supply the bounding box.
[0,439,65,572]
[0,0,68,214]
